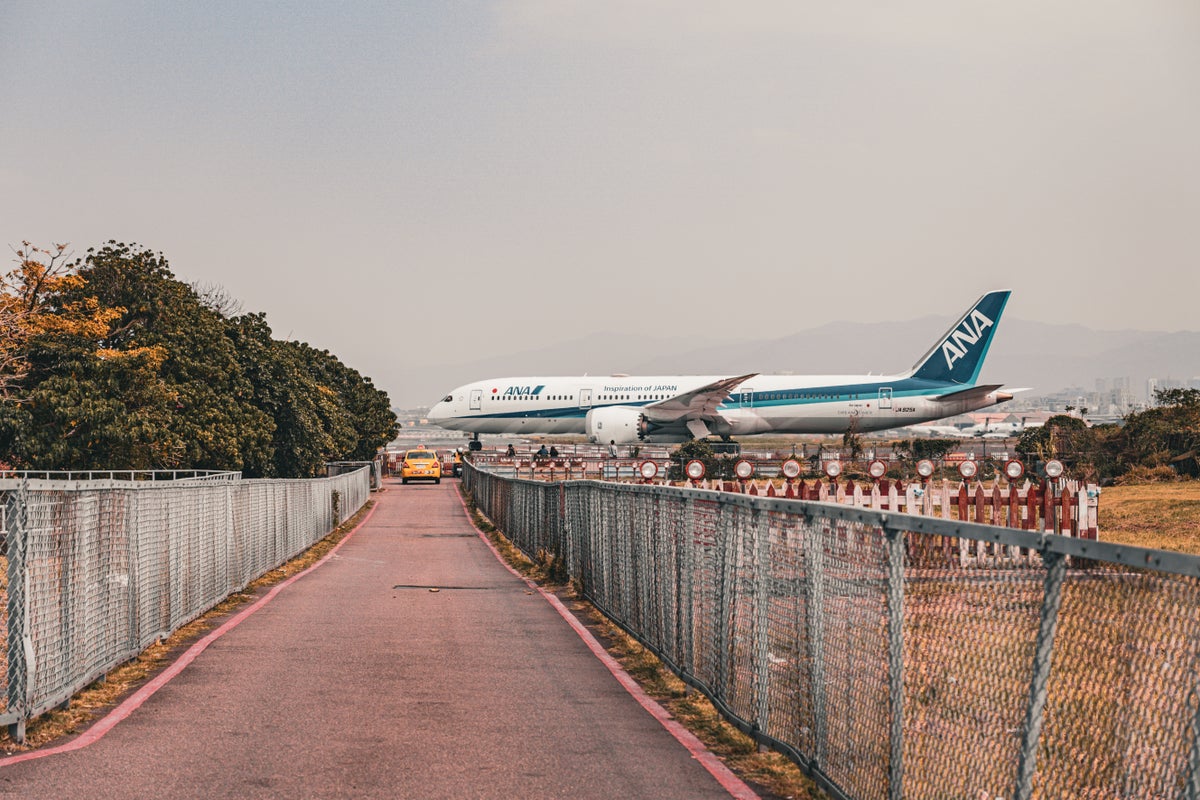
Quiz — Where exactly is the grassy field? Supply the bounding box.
[1096,481,1200,555]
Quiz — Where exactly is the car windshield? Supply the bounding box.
[406,452,435,461]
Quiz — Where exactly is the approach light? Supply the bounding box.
[781,459,802,480]
[685,460,706,480]
[916,460,935,479]
[639,461,659,480]
[1005,459,1025,481]
[823,460,842,479]
[1044,459,1064,479]
[734,459,755,480]
[958,460,978,480]
[868,460,887,479]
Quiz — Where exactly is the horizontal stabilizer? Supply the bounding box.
[930,384,1004,402]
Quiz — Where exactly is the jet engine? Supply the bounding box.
[585,406,690,444]
[585,406,646,444]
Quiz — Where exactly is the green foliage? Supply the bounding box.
[842,423,864,461]
[0,241,398,477]
[668,439,719,481]
[1109,389,1200,479]
[1015,415,1100,479]
[1012,393,1200,482]
[894,438,958,463]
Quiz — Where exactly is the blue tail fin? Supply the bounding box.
[908,290,1011,385]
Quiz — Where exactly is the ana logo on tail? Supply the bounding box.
[941,309,995,371]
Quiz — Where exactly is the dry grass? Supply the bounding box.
[0,500,376,753]
[1096,480,1200,555]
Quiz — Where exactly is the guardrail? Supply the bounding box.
[0,470,242,482]
[1,468,371,741]
[463,462,1200,800]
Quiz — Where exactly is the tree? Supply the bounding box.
[1015,415,1098,479]
[1109,389,1200,479]
[1,242,119,399]
[842,414,864,461]
[227,316,373,477]
[668,439,719,481]
[2,242,273,470]
[3,239,397,476]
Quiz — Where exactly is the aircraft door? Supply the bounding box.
[879,388,893,409]
[579,389,592,409]
[470,389,482,411]
[740,387,755,408]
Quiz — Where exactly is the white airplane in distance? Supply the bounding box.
[427,290,1015,446]
[914,418,1043,439]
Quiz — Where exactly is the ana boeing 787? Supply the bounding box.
[427,290,1014,445]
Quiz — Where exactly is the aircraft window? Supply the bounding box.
[443,395,453,402]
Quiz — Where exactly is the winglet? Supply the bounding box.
[907,290,1011,385]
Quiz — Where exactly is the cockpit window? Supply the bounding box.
[443,395,453,402]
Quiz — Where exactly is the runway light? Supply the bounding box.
[916,460,935,478]
[1005,459,1025,480]
[958,460,978,480]
[735,459,755,479]
[1044,459,1064,479]
[686,460,706,480]
[868,460,887,479]
[781,459,801,480]
[823,460,842,479]
[639,461,658,480]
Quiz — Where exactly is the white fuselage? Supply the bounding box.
[427,373,1010,440]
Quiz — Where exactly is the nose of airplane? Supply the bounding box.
[427,401,447,421]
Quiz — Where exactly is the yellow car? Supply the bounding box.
[400,447,442,484]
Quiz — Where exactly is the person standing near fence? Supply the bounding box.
[608,440,618,458]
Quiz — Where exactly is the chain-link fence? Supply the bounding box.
[1,468,370,739]
[464,462,1200,800]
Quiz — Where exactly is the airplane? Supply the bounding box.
[910,416,1043,439]
[907,417,1041,441]
[427,290,1014,446]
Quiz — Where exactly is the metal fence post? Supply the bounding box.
[803,510,828,767]
[1013,550,1068,800]
[128,486,141,653]
[882,516,905,800]
[676,493,694,684]
[752,506,771,741]
[716,502,737,700]
[6,480,29,742]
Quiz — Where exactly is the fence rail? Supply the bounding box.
[1,468,371,740]
[464,462,1200,800]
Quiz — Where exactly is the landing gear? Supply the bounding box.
[468,434,482,452]
[712,439,741,456]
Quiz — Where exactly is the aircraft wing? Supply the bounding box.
[929,384,1004,403]
[641,373,758,423]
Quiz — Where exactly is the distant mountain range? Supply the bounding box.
[392,318,1200,409]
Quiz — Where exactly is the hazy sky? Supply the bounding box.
[3,1,1198,408]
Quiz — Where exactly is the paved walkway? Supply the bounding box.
[0,479,757,799]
